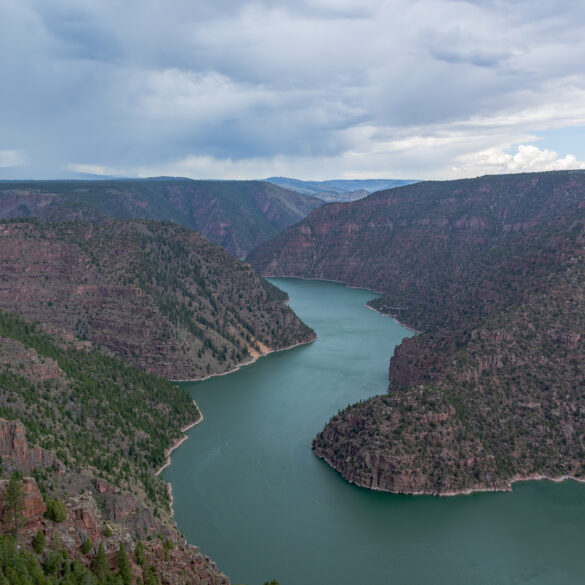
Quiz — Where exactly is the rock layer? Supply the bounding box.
[0,220,314,379]
[0,178,322,258]
[0,418,230,584]
[251,169,585,494]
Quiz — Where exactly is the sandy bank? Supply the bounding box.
[172,335,316,383]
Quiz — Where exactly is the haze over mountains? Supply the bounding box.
[264,177,418,202]
[249,169,585,494]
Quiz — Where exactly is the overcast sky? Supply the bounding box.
[2,0,585,181]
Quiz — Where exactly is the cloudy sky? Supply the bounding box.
[2,0,585,181]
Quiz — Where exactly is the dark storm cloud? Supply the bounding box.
[1,0,585,179]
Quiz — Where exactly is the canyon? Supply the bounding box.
[249,170,585,494]
[0,178,322,258]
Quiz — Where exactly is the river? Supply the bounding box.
[163,278,585,585]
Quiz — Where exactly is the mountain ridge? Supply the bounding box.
[0,178,323,258]
[0,219,315,380]
[249,169,585,494]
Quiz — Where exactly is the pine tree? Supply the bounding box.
[4,472,24,539]
[91,543,108,581]
[117,543,132,585]
[32,530,45,554]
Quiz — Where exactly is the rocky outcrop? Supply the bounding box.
[144,541,230,585]
[0,418,231,583]
[0,476,230,584]
[0,420,63,474]
[0,477,45,538]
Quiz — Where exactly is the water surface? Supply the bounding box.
[164,278,585,585]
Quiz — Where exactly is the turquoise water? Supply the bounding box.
[163,278,585,585]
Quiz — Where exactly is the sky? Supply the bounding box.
[2,0,585,181]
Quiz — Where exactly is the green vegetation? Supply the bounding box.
[307,170,585,493]
[4,472,24,538]
[32,530,45,554]
[45,500,67,523]
[0,178,322,257]
[0,220,314,380]
[116,544,131,585]
[0,532,148,585]
[0,308,198,510]
[80,538,92,555]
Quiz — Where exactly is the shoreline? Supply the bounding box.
[364,302,423,334]
[156,401,204,477]
[264,273,423,334]
[162,334,316,514]
[172,335,316,384]
[156,400,204,515]
[261,273,386,296]
[314,450,585,496]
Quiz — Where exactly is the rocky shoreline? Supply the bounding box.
[313,449,585,496]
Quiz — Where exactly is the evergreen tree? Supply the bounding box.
[81,537,92,555]
[117,543,132,585]
[135,541,146,567]
[4,472,24,539]
[32,530,45,554]
[91,544,108,581]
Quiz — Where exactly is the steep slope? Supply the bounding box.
[313,245,585,494]
[0,178,323,257]
[0,220,315,380]
[249,170,585,329]
[250,169,585,494]
[0,312,230,583]
[0,309,196,517]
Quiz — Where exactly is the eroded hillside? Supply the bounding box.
[0,220,315,379]
[251,170,585,493]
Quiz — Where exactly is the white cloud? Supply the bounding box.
[451,144,585,177]
[4,0,585,178]
[0,150,25,168]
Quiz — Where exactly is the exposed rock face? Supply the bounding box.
[0,419,231,584]
[251,169,585,494]
[144,541,229,585]
[0,419,62,474]
[0,476,230,584]
[0,337,62,381]
[100,489,159,540]
[0,178,322,258]
[0,220,314,379]
[0,477,46,538]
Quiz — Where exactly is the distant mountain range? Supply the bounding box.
[264,177,418,202]
[0,178,322,258]
[249,169,585,495]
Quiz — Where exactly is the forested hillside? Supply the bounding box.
[250,170,585,493]
[0,178,322,257]
[0,220,315,380]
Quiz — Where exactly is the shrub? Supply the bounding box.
[45,499,67,523]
